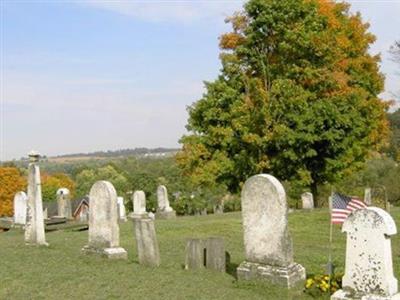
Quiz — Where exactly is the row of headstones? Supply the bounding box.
[17,153,400,299]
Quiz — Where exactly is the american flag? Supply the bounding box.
[331,192,367,224]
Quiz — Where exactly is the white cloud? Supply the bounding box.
[78,0,244,23]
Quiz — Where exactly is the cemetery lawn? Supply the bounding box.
[1,208,399,300]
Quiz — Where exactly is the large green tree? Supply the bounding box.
[178,0,389,205]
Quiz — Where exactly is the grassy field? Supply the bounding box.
[1,208,399,300]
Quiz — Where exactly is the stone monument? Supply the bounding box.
[25,151,48,246]
[156,185,176,219]
[301,192,314,210]
[237,174,306,288]
[133,217,160,267]
[82,181,127,259]
[130,191,147,219]
[117,196,127,222]
[56,188,72,219]
[13,191,27,225]
[364,187,372,206]
[331,207,400,300]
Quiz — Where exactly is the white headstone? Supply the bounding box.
[25,151,47,246]
[156,185,176,219]
[237,174,305,288]
[117,196,127,222]
[364,187,372,206]
[13,191,27,225]
[56,188,72,219]
[301,192,314,209]
[133,191,147,216]
[82,181,127,259]
[331,207,399,300]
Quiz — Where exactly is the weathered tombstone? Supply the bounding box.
[237,174,306,288]
[213,203,224,214]
[301,192,314,210]
[331,207,400,300]
[364,187,372,206]
[130,191,147,219]
[201,208,208,216]
[117,196,127,222]
[25,151,48,246]
[13,191,27,225]
[156,185,176,219]
[205,237,226,272]
[185,239,205,270]
[56,188,72,219]
[82,181,127,259]
[133,217,160,267]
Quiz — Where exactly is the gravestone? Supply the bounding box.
[82,181,127,259]
[301,192,314,210]
[25,151,48,246]
[364,187,372,206]
[13,191,27,225]
[185,239,205,270]
[213,202,224,214]
[56,188,72,219]
[205,237,226,272]
[156,185,176,219]
[331,207,400,300]
[201,208,208,216]
[117,197,127,222]
[133,217,160,267]
[237,174,306,288]
[130,191,147,219]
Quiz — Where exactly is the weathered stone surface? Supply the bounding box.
[156,185,176,219]
[205,237,225,272]
[117,197,127,222]
[331,207,399,300]
[56,188,72,219]
[237,174,305,288]
[133,217,160,267]
[364,188,372,206]
[25,151,47,246]
[185,239,205,270]
[213,204,224,214]
[82,181,127,259]
[301,192,314,210]
[201,208,208,216]
[131,191,147,219]
[13,191,27,225]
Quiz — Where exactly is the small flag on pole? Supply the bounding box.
[331,192,367,224]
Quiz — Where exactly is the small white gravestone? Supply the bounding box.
[117,196,127,222]
[301,192,314,210]
[364,187,372,206]
[13,191,27,225]
[237,174,305,288]
[331,207,400,300]
[82,181,127,259]
[130,191,147,219]
[25,151,48,246]
[156,185,176,219]
[56,188,72,219]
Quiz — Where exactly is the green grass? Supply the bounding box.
[1,208,399,300]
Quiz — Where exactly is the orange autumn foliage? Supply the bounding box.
[0,167,27,217]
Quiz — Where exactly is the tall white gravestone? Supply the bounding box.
[301,192,314,210]
[13,191,27,225]
[364,187,372,206]
[331,207,400,300]
[82,181,127,259]
[156,185,176,219]
[237,174,306,288]
[117,196,127,222]
[56,188,72,219]
[25,151,47,246]
[131,191,147,219]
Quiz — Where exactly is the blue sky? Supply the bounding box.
[1,1,399,161]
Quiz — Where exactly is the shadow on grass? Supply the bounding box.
[225,251,238,279]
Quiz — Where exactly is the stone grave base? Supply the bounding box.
[128,212,149,220]
[155,210,176,220]
[237,261,306,288]
[331,289,400,300]
[82,246,128,259]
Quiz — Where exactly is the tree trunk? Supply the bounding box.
[311,182,319,208]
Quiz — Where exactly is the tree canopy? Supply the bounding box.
[0,167,26,216]
[177,0,389,204]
